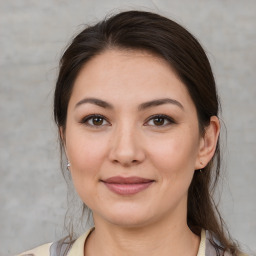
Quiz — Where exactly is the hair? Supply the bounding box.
[54,10,241,255]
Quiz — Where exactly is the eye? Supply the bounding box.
[80,114,110,127]
[145,114,175,127]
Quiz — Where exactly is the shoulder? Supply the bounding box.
[205,230,228,256]
[17,228,93,256]
[16,238,71,256]
[205,230,249,256]
[16,240,70,256]
[17,243,52,256]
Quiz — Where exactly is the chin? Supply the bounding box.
[95,202,158,228]
[108,215,153,228]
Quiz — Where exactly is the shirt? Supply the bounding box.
[17,228,246,256]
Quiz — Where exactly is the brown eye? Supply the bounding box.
[92,117,104,126]
[145,114,175,127]
[81,114,110,127]
[153,117,165,126]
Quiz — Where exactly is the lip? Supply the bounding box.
[101,176,154,195]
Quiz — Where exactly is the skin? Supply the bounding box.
[62,49,220,256]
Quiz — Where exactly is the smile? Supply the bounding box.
[101,176,154,195]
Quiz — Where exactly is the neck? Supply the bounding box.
[85,214,200,256]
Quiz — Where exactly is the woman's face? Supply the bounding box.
[64,49,205,228]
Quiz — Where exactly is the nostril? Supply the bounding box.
[112,158,140,166]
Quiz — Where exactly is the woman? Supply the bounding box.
[19,10,246,256]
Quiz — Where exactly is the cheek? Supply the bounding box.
[65,131,110,206]
[147,132,199,180]
[65,130,108,179]
[147,132,199,209]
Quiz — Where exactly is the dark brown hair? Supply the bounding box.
[54,10,240,255]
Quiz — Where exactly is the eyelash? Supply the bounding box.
[80,114,110,128]
[80,114,175,128]
[145,114,176,127]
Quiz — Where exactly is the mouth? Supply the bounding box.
[101,176,155,195]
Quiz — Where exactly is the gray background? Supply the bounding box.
[0,0,255,255]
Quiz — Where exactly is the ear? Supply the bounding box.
[59,126,66,148]
[59,127,71,170]
[195,116,220,170]
[59,126,70,160]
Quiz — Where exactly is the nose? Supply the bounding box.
[108,124,146,167]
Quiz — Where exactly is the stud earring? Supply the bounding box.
[67,161,71,168]
[199,161,203,173]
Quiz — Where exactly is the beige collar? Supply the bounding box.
[68,228,206,256]
[67,228,93,256]
[197,229,206,256]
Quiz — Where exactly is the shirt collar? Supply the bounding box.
[68,228,206,256]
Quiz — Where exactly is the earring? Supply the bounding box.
[67,161,71,169]
[199,161,203,173]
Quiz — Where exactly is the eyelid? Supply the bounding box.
[144,114,176,126]
[79,113,175,127]
[80,114,111,127]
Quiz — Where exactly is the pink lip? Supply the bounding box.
[101,176,154,195]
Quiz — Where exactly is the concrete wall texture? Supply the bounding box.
[0,0,255,255]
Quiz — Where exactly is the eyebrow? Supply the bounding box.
[75,98,114,109]
[75,97,184,111]
[138,98,184,111]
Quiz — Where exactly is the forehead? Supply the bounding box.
[70,49,195,110]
